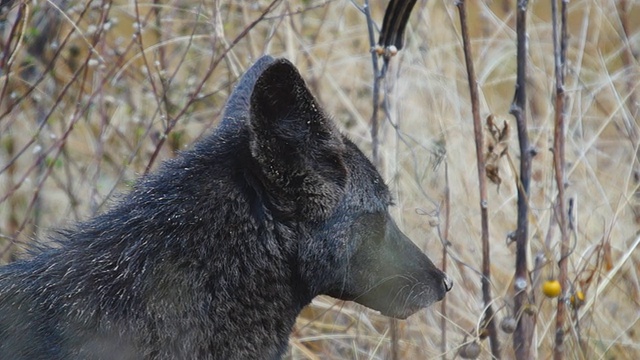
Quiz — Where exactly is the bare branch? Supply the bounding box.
[363,0,381,167]
[552,0,569,358]
[455,1,500,358]
[509,0,535,358]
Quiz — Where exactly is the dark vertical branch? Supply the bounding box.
[362,0,415,168]
[440,159,450,358]
[455,1,500,358]
[510,0,534,358]
[362,1,393,356]
[552,0,569,358]
[363,0,381,167]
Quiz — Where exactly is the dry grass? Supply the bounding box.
[1,0,639,358]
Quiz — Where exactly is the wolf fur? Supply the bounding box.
[0,56,451,359]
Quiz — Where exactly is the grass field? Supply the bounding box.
[1,0,639,358]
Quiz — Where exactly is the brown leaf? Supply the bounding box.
[484,115,510,189]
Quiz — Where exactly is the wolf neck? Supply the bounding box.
[66,204,307,358]
[142,132,310,358]
[37,132,311,358]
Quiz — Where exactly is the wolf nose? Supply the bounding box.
[443,275,453,292]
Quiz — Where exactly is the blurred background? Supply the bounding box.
[0,0,638,358]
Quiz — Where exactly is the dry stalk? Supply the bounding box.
[0,2,26,108]
[0,0,110,254]
[455,1,500,358]
[510,0,535,358]
[617,0,640,225]
[362,0,382,167]
[440,160,450,358]
[362,1,398,356]
[617,0,640,150]
[552,0,569,358]
[142,0,281,174]
[0,0,280,259]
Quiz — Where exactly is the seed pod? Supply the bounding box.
[500,316,517,334]
[459,341,481,359]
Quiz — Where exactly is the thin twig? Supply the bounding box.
[143,0,281,174]
[552,0,569,358]
[363,0,381,167]
[455,1,500,358]
[510,0,534,358]
[617,0,640,225]
[0,2,26,109]
[440,159,450,358]
[617,0,639,152]
[363,1,398,357]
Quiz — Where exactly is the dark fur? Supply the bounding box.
[0,56,451,359]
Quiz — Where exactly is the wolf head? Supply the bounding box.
[224,56,452,319]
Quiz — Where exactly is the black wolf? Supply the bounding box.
[0,56,452,359]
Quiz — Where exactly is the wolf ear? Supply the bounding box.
[221,55,276,126]
[249,59,347,219]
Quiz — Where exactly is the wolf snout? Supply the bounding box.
[433,272,453,301]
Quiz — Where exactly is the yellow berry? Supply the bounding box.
[570,291,585,308]
[542,280,562,298]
